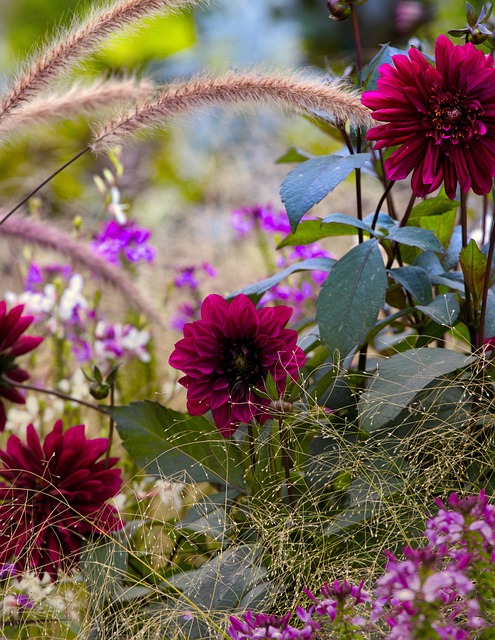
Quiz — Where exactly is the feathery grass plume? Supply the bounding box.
[0,0,206,123]
[0,78,155,138]
[0,216,161,326]
[91,70,374,151]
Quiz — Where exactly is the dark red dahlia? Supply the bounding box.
[168,294,306,437]
[0,302,43,431]
[0,420,122,579]
[362,35,495,199]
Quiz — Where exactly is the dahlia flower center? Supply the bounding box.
[224,342,260,385]
[426,91,484,146]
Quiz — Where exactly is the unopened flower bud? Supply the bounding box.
[327,0,351,21]
[89,382,110,400]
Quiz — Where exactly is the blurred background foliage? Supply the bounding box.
[0,0,473,229]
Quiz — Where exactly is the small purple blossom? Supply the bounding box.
[173,264,217,290]
[92,220,156,266]
[228,610,319,640]
[231,204,290,237]
[94,321,151,365]
[0,564,15,579]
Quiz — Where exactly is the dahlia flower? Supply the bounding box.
[362,35,495,199]
[0,421,122,579]
[169,294,306,437]
[0,302,43,431]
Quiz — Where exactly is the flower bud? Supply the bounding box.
[327,0,351,21]
[89,382,110,400]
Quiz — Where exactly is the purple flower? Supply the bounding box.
[231,205,290,237]
[173,264,217,290]
[228,609,319,640]
[169,294,306,437]
[425,490,495,555]
[362,35,495,199]
[92,220,156,266]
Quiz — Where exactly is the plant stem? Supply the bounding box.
[371,180,396,230]
[247,422,256,470]
[105,381,116,468]
[479,211,495,345]
[278,419,295,508]
[0,146,90,226]
[351,4,363,73]
[460,192,477,350]
[9,381,107,414]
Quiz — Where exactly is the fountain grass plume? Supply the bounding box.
[0,78,155,138]
[0,216,162,326]
[0,0,207,123]
[91,69,373,152]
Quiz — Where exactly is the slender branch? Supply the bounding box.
[105,382,116,468]
[0,146,90,227]
[479,212,495,345]
[351,5,363,73]
[371,180,396,230]
[9,381,107,414]
[278,419,295,509]
[460,192,476,350]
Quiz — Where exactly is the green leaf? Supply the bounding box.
[443,225,462,270]
[321,213,376,235]
[460,239,487,309]
[416,293,460,326]
[277,215,375,249]
[166,545,266,611]
[386,226,445,254]
[280,154,370,232]
[230,257,335,303]
[408,192,459,226]
[388,266,432,305]
[110,402,245,488]
[316,240,387,359]
[358,349,473,434]
[178,491,237,541]
[359,44,409,92]
[275,147,313,163]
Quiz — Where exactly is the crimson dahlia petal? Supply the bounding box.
[362,35,495,199]
[0,420,122,580]
[0,302,43,431]
[169,294,306,437]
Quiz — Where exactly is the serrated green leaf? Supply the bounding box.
[109,402,245,488]
[280,154,370,232]
[416,293,460,326]
[408,192,459,226]
[358,349,473,434]
[316,240,387,359]
[460,239,487,309]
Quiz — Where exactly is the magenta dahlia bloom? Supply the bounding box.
[0,302,43,431]
[0,421,122,579]
[362,35,495,199]
[168,294,306,437]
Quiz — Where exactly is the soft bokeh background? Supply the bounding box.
[0,0,469,344]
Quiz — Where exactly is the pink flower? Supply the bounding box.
[362,35,495,199]
[0,421,122,579]
[0,302,43,430]
[169,294,306,437]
